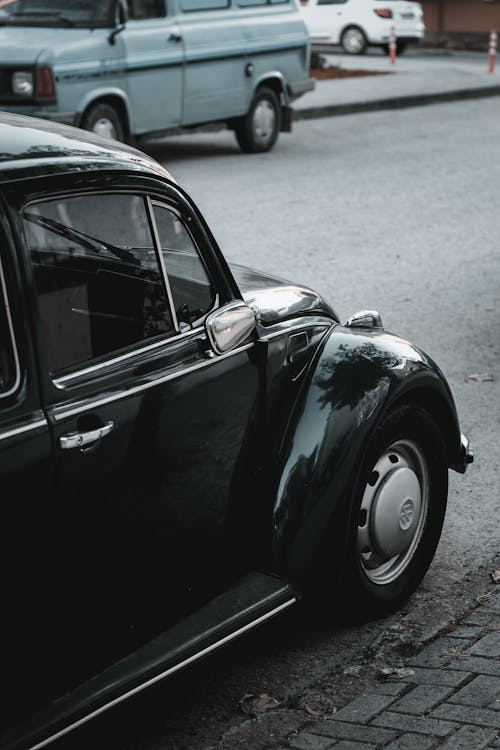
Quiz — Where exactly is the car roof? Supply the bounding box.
[0,112,175,185]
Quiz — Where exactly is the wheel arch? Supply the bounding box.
[77,91,132,140]
[254,73,287,105]
[271,326,462,591]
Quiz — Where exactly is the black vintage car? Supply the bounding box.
[0,113,472,750]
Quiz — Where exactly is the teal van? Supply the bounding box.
[0,0,314,152]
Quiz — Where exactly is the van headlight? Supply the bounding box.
[12,71,34,96]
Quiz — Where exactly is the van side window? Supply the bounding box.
[153,205,216,327]
[127,0,166,18]
[181,0,229,12]
[24,193,175,376]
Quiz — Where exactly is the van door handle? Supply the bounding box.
[59,421,114,450]
[168,32,183,42]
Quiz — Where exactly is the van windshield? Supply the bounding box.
[0,0,115,27]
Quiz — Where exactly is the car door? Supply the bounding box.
[302,0,348,43]
[120,0,184,133]
[0,209,57,729]
[21,184,263,685]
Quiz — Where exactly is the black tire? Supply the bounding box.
[234,87,281,154]
[81,102,125,142]
[341,26,368,55]
[340,405,448,617]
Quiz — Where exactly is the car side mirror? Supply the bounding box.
[205,301,256,355]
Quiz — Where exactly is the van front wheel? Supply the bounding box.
[81,103,125,143]
[235,87,281,153]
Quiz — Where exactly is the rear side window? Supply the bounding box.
[0,263,18,396]
[23,193,175,376]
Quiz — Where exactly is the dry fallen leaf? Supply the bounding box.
[465,373,495,382]
[490,569,500,584]
[380,666,416,679]
[239,693,282,716]
[304,703,325,718]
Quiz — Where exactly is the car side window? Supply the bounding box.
[152,204,216,327]
[23,193,175,376]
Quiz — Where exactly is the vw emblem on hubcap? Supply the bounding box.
[399,499,415,530]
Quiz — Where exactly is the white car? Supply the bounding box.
[300,0,425,55]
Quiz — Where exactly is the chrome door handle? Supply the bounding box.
[59,421,114,450]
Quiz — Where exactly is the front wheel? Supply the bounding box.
[81,102,125,142]
[234,87,281,154]
[341,26,368,55]
[341,405,448,616]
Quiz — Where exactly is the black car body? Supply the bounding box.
[0,113,472,750]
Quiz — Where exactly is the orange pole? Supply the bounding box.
[489,30,497,74]
[389,26,396,65]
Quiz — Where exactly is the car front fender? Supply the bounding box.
[272,325,462,588]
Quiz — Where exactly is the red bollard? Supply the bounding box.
[389,26,397,65]
[489,30,497,74]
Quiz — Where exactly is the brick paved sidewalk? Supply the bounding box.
[288,589,500,750]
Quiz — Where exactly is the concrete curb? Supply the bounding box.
[293,84,500,121]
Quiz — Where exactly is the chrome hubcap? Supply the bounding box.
[252,100,276,146]
[357,439,428,585]
[92,117,117,140]
[343,29,365,54]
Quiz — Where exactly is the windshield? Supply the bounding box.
[0,0,115,27]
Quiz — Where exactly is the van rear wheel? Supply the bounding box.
[81,103,125,142]
[235,87,281,153]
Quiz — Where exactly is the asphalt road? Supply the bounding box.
[55,97,500,750]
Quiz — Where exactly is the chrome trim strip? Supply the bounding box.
[259,321,332,342]
[54,326,205,387]
[0,418,48,442]
[53,342,254,422]
[0,255,21,399]
[146,195,180,333]
[27,597,297,750]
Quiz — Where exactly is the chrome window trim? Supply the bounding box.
[52,341,255,422]
[26,597,296,750]
[0,254,21,400]
[53,324,207,387]
[150,198,219,326]
[146,195,180,333]
[0,418,48,442]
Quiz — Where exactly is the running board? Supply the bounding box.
[4,573,297,750]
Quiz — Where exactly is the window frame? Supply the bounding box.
[0,253,21,400]
[150,197,218,330]
[21,189,219,387]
